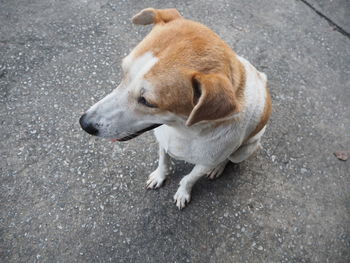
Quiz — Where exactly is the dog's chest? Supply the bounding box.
[154,125,242,166]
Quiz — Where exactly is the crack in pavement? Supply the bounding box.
[298,0,350,39]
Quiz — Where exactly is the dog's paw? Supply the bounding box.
[206,161,228,180]
[146,169,166,189]
[173,187,191,210]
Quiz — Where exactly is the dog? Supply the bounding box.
[79,8,272,209]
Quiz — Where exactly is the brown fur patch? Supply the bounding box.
[186,73,240,126]
[130,17,246,122]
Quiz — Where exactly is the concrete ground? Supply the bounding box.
[1,0,349,262]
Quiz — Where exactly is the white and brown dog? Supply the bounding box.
[79,8,272,209]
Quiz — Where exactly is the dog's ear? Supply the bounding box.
[186,73,241,126]
[132,8,182,25]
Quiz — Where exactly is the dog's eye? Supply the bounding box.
[138,96,157,108]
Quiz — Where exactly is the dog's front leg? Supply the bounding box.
[146,146,170,189]
[174,164,213,210]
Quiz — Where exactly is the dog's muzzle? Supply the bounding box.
[79,113,162,140]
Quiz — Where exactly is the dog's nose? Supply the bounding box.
[79,113,99,136]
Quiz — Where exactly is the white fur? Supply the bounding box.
[206,159,230,179]
[174,165,210,209]
[146,146,170,189]
[122,51,158,81]
[83,52,159,139]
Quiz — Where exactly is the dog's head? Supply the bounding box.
[80,8,245,141]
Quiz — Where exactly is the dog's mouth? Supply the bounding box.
[111,124,162,142]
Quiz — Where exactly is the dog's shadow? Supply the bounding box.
[168,159,249,205]
[131,156,267,258]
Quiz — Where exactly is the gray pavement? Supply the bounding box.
[307,0,350,33]
[1,0,349,262]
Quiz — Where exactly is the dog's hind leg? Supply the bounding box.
[206,159,229,180]
[228,139,261,163]
[174,164,213,209]
[228,127,266,163]
[146,146,170,189]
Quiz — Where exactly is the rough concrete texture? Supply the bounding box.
[1,0,349,262]
[307,0,350,33]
